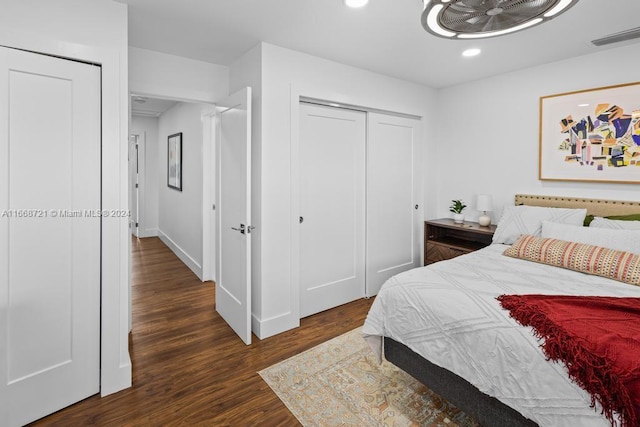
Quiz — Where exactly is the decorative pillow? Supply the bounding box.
[492,206,587,245]
[608,214,640,221]
[541,221,640,254]
[590,217,640,230]
[504,235,640,286]
[583,214,595,226]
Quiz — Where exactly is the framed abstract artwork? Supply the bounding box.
[168,132,182,191]
[539,82,640,184]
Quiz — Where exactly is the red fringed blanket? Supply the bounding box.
[497,295,640,427]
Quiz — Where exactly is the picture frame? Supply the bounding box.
[167,132,182,191]
[539,82,640,184]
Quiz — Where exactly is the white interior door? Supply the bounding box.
[129,134,139,237]
[216,87,252,345]
[366,113,422,296]
[299,103,366,318]
[0,47,101,426]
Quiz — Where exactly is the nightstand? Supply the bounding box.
[424,218,496,265]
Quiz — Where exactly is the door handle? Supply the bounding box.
[231,224,246,234]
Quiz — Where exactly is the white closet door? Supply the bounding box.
[0,47,100,426]
[366,113,422,296]
[299,103,366,317]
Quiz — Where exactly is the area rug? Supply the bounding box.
[259,328,478,427]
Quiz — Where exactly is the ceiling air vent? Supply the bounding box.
[591,27,640,47]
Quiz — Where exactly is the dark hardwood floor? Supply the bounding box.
[31,237,374,426]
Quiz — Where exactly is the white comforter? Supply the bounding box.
[363,244,640,427]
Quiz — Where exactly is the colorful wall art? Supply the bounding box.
[539,82,640,183]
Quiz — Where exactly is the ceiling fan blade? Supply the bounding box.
[449,1,486,14]
[480,15,499,32]
[465,15,487,25]
[485,0,505,9]
[481,13,522,31]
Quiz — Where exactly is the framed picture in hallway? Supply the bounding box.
[168,132,183,191]
[539,81,640,184]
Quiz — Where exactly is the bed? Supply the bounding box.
[362,194,640,427]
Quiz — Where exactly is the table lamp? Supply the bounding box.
[477,195,493,227]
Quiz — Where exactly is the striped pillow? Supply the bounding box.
[504,235,640,286]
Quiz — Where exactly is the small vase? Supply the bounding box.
[453,213,464,224]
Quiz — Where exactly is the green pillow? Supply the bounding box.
[606,213,640,221]
[584,214,594,226]
[583,213,640,226]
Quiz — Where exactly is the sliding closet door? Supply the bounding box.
[366,113,422,296]
[299,103,366,317]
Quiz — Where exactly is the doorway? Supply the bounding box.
[129,94,212,278]
[128,88,254,345]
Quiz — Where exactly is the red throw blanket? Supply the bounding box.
[497,295,640,427]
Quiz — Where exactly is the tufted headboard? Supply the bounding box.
[514,194,640,218]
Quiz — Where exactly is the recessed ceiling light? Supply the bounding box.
[462,48,481,57]
[344,0,368,8]
[578,103,590,107]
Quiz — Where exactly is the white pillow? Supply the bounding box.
[492,205,587,245]
[590,217,640,230]
[541,221,640,254]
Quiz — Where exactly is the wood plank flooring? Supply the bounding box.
[31,236,374,426]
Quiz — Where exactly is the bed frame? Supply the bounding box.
[514,194,640,217]
[384,194,640,427]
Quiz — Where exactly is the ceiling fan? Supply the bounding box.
[422,0,579,39]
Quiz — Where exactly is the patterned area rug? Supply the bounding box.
[259,328,479,427]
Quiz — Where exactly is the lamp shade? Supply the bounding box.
[477,195,493,212]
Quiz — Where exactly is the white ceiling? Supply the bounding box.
[117,0,640,88]
[131,96,177,117]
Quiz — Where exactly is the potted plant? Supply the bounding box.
[449,199,467,223]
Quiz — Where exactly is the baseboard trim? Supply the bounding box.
[138,228,158,238]
[158,230,204,281]
[252,311,300,340]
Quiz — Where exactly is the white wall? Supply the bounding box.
[436,43,640,225]
[0,0,131,396]
[157,102,213,279]
[131,116,160,237]
[231,43,438,338]
[129,47,229,103]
